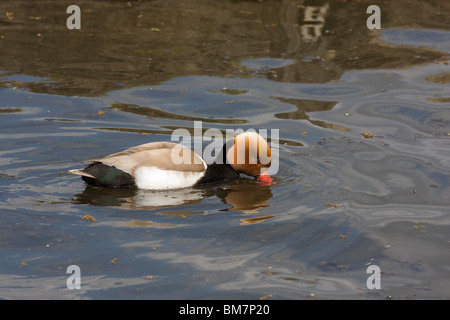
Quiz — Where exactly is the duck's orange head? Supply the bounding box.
[226,132,275,184]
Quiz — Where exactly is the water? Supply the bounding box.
[0,0,450,299]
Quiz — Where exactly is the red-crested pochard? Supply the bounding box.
[70,132,274,189]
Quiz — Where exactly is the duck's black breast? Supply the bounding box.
[196,163,239,185]
[195,141,238,185]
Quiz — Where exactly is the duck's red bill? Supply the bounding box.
[258,172,275,184]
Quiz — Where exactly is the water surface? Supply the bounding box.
[0,0,450,299]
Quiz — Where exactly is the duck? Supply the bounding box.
[69,131,275,190]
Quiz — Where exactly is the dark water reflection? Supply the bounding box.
[74,180,273,214]
[1,0,450,299]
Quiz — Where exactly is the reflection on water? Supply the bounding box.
[0,0,450,300]
[0,0,447,95]
[108,102,247,124]
[74,185,204,209]
[74,179,273,215]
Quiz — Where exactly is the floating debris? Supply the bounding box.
[82,214,96,222]
[362,131,374,138]
[240,215,275,225]
[90,110,105,118]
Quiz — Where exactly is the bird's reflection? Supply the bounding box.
[201,180,273,213]
[73,179,273,214]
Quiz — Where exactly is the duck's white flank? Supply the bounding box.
[134,166,206,190]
